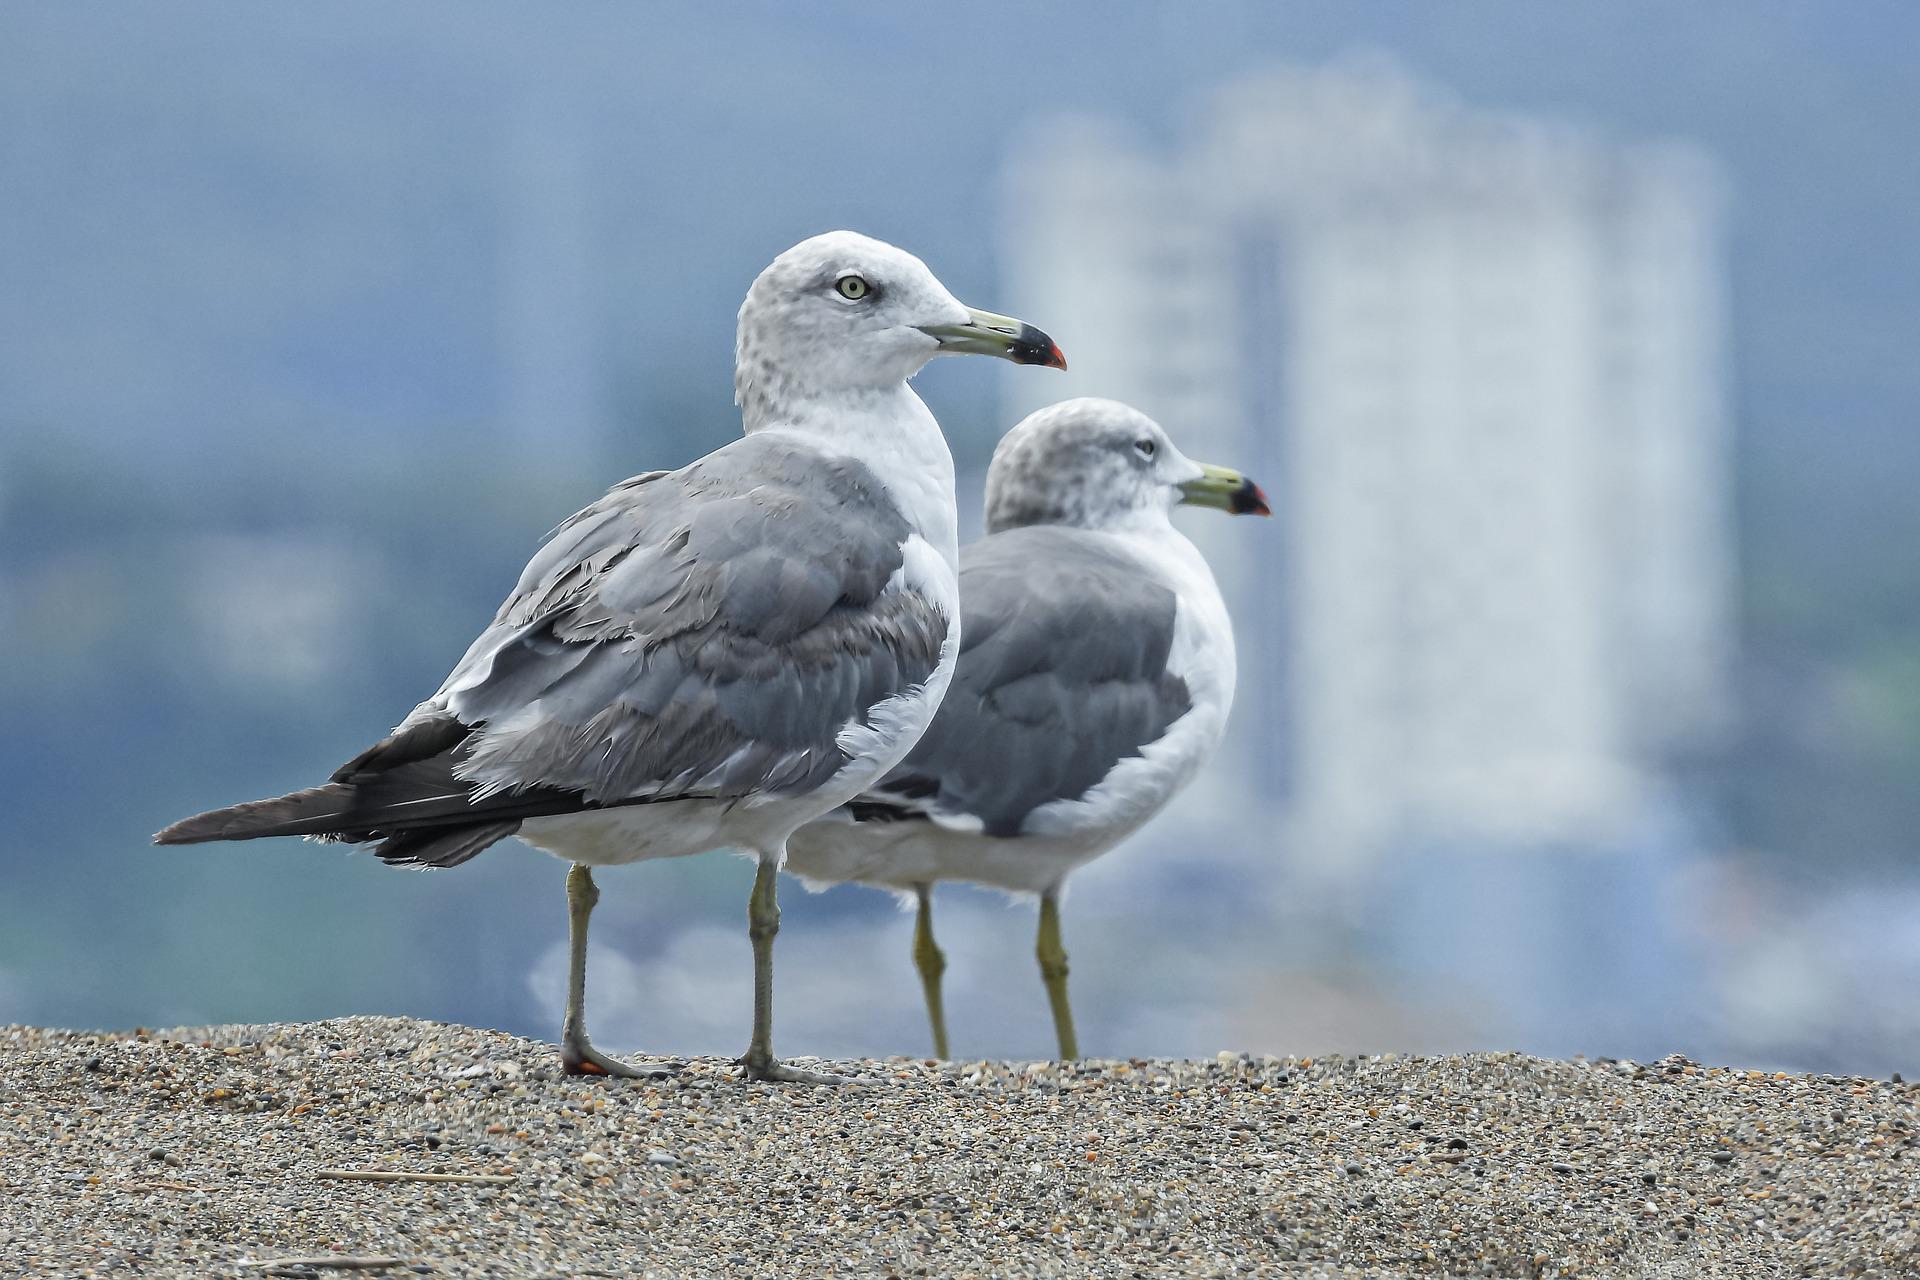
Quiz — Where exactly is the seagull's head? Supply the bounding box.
[737,231,1064,422]
[985,398,1271,534]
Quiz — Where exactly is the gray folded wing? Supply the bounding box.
[432,432,950,806]
[155,431,949,867]
[851,526,1191,838]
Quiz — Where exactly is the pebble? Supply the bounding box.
[4,1016,1918,1278]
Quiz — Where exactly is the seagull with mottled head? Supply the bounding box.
[156,231,1065,1084]
[786,397,1266,1060]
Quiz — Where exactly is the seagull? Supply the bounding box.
[784,398,1267,1060]
[155,231,1065,1084]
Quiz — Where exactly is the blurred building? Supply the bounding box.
[1001,58,1730,885]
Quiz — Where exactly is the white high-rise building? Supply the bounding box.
[1001,59,1730,880]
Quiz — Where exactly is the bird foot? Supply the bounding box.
[740,1053,860,1086]
[561,1042,682,1080]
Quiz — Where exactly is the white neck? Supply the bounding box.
[1103,515,1227,618]
[1099,502,1184,538]
[748,383,959,569]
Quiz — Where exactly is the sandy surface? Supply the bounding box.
[3,1016,1917,1278]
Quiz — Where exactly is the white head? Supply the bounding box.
[735,230,1064,429]
[985,398,1271,535]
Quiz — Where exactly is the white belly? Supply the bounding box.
[787,817,1115,898]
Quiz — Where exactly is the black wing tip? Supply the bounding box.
[153,814,231,845]
[845,798,932,826]
[329,712,472,784]
[150,783,359,847]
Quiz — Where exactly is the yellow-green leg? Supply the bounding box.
[912,883,951,1060]
[560,863,680,1079]
[1035,886,1079,1061]
[740,854,848,1085]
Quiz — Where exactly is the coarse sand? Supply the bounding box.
[4,1017,1917,1278]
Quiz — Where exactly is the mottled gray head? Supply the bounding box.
[735,231,1064,428]
[985,398,1271,534]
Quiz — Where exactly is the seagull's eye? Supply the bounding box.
[1134,438,1157,459]
[835,275,872,301]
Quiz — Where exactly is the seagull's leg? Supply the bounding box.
[911,882,951,1060]
[741,851,849,1085]
[1035,886,1080,1061]
[560,863,680,1079]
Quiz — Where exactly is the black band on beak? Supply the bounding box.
[919,309,1068,369]
[1179,463,1271,516]
[1232,478,1272,517]
[1006,323,1067,370]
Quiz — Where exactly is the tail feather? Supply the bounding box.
[154,783,369,845]
[372,821,521,869]
[155,715,602,864]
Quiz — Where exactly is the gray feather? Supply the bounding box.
[156,433,949,857]
[857,525,1191,837]
[421,431,947,805]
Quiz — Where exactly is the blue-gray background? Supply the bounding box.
[4,2,1917,1072]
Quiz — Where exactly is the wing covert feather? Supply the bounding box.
[858,526,1190,837]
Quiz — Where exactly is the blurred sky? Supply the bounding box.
[4,2,1920,1071]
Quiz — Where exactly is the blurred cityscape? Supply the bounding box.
[1003,60,1730,1058]
[4,5,1920,1075]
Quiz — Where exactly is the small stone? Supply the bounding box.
[1708,1150,1734,1164]
[1551,1162,1574,1176]
[647,1149,679,1166]
[1343,1162,1365,1176]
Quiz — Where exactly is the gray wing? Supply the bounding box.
[433,432,950,805]
[155,432,948,868]
[850,526,1191,838]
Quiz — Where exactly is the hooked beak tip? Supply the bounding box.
[1010,325,1067,370]
[1181,464,1271,517]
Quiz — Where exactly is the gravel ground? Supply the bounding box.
[3,1017,1917,1278]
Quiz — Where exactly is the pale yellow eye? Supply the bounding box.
[835,275,871,301]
